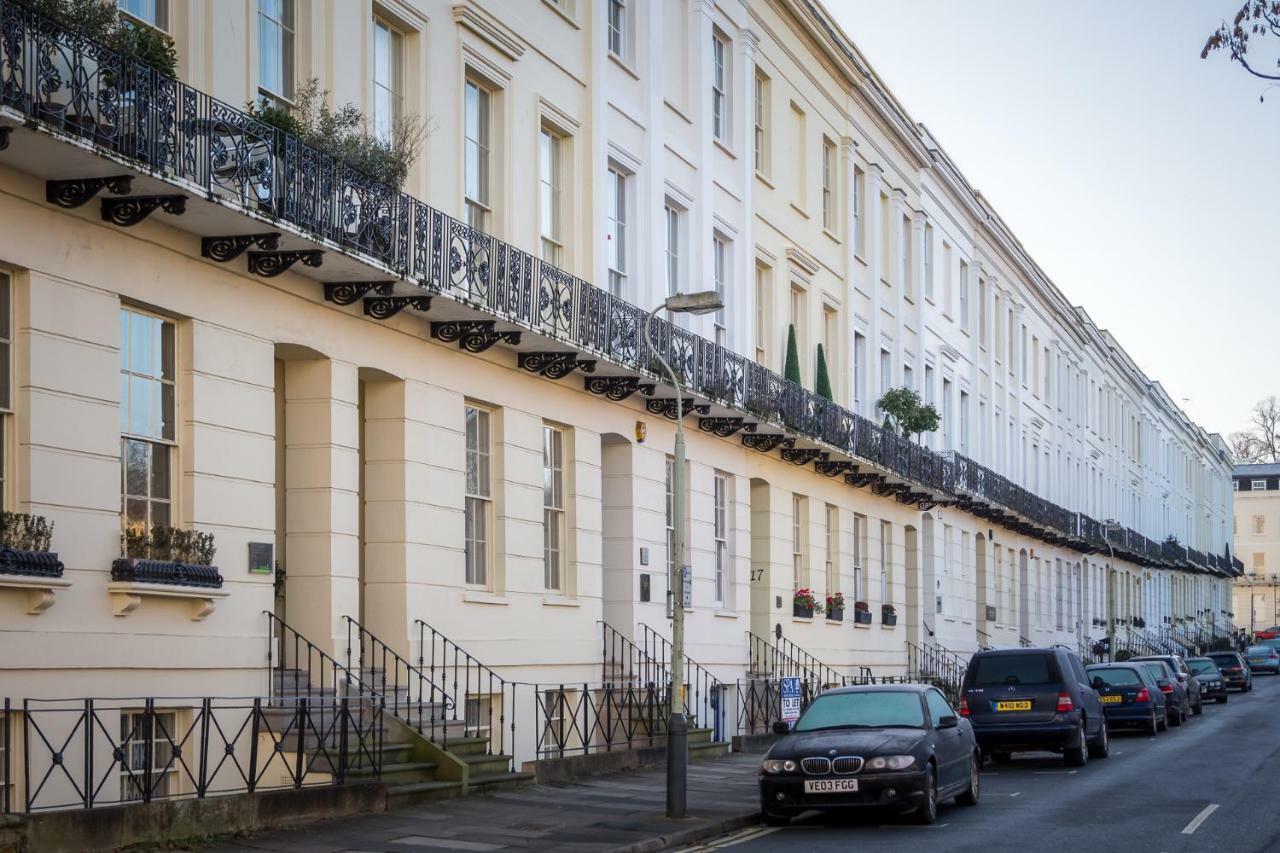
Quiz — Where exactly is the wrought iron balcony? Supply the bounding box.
[0,0,1224,579]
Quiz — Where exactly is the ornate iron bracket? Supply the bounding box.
[781,448,829,466]
[872,481,910,498]
[815,460,856,478]
[0,127,10,151]
[646,398,711,420]
[519,352,597,379]
[844,472,883,488]
[895,491,930,506]
[323,282,394,305]
[45,175,133,208]
[364,296,432,319]
[201,233,280,262]
[741,433,794,453]
[247,250,325,277]
[584,376,656,401]
[698,417,757,438]
[101,194,186,226]
[917,499,938,512]
[430,321,522,353]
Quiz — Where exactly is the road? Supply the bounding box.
[683,674,1280,853]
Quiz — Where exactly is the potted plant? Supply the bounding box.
[853,600,873,625]
[881,602,898,627]
[793,588,820,618]
[825,592,845,621]
[0,512,62,579]
[113,526,222,589]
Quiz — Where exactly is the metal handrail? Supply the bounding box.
[343,616,455,749]
[414,618,515,759]
[265,611,375,703]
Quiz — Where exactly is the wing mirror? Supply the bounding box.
[937,715,959,729]
[1176,673,1187,682]
[772,721,792,735]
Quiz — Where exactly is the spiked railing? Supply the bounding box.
[414,618,516,760]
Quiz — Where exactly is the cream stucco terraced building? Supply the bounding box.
[0,0,1239,806]
[1231,464,1280,633]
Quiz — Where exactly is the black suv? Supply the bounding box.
[961,647,1108,767]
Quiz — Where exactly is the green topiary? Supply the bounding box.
[815,344,833,401]
[876,386,941,443]
[783,324,801,386]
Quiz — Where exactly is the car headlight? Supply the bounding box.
[864,755,916,771]
[761,759,797,774]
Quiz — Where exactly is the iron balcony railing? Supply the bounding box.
[0,0,1233,579]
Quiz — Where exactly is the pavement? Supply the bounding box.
[682,674,1280,853]
[198,750,763,853]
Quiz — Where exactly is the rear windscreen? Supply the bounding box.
[1088,667,1141,687]
[1140,663,1169,681]
[969,654,1057,686]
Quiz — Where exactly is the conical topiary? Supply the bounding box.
[783,324,801,385]
[815,343,833,401]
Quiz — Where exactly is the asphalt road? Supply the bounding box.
[685,674,1280,853]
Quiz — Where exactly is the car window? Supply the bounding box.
[1087,667,1141,687]
[924,690,954,726]
[1247,646,1274,655]
[1065,655,1088,685]
[1140,662,1170,681]
[1189,660,1218,676]
[969,654,1057,687]
[794,691,925,731]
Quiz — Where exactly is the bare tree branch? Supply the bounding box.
[1230,396,1280,462]
[1203,1,1280,84]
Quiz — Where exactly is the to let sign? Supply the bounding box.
[780,676,802,723]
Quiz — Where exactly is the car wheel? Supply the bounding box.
[1156,711,1168,732]
[956,753,980,806]
[1218,695,1229,704]
[1088,719,1110,759]
[914,764,938,824]
[1064,721,1089,767]
[762,811,790,827]
[1146,710,1159,737]
[1169,707,1182,727]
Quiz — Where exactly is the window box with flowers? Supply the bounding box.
[881,603,897,627]
[853,600,873,625]
[0,512,68,614]
[825,592,845,622]
[793,588,821,619]
[110,526,226,620]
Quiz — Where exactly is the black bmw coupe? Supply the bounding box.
[759,684,980,825]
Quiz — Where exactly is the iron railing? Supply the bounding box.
[4,694,382,814]
[638,623,724,734]
[529,682,672,760]
[414,618,516,760]
[0,0,1233,579]
[906,641,968,704]
[735,678,823,735]
[746,631,871,686]
[266,612,374,705]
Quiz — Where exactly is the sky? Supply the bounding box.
[826,0,1280,439]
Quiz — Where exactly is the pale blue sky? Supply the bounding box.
[828,1,1279,438]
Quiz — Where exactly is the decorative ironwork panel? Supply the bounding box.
[534,261,575,341]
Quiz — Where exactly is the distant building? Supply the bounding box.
[1232,463,1280,632]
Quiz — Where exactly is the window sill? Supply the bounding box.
[791,616,813,625]
[464,590,509,606]
[789,201,810,219]
[542,594,580,607]
[714,608,738,619]
[713,137,736,160]
[755,170,774,189]
[822,227,841,245]
[107,581,228,621]
[880,623,898,630]
[852,621,871,630]
[608,51,638,79]
[542,0,581,28]
[0,573,71,615]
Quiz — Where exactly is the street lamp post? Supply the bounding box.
[643,290,723,820]
[1102,523,1121,663]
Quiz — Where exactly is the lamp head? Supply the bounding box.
[664,290,724,316]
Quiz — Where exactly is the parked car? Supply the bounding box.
[759,684,979,825]
[1135,660,1188,727]
[1205,650,1253,692]
[1245,645,1280,675]
[1186,658,1229,704]
[1254,625,1280,640]
[1131,655,1203,716]
[1085,662,1168,736]
[1257,638,1280,654]
[960,647,1108,767]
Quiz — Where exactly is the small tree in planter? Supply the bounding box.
[793,588,821,618]
[115,525,222,589]
[0,511,62,578]
[853,599,873,625]
[881,603,898,627]
[825,591,845,621]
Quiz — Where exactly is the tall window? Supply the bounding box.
[712,32,729,142]
[792,494,805,590]
[880,521,891,606]
[852,514,866,603]
[120,711,177,801]
[372,18,403,142]
[607,0,627,59]
[665,203,682,297]
[0,273,10,511]
[923,224,934,300]
[853,332,866,414]
[754,70,769,174]
[825,504,838,599]
[119,0,167,29]
[606,167,627,295]
[121,309,175,536]
[960,390,970,454]
[899,214,912,296]
[542,426,565,591]
[1254,514,1265,535]
[978,278,988,343]
[754,263,769,364]
[879,349,891,398]
[464,405,491,586]
[822,305,838,394]
[958,260,970,332]
[712,235,729,345]
[539,128,564,265]
[258,0,295,103]
[463,80,492,230]
[714,472,728,604]
[821,138,835,231]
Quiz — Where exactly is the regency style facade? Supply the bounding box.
[0,0,1239,814]
[1231,463,1280,632]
